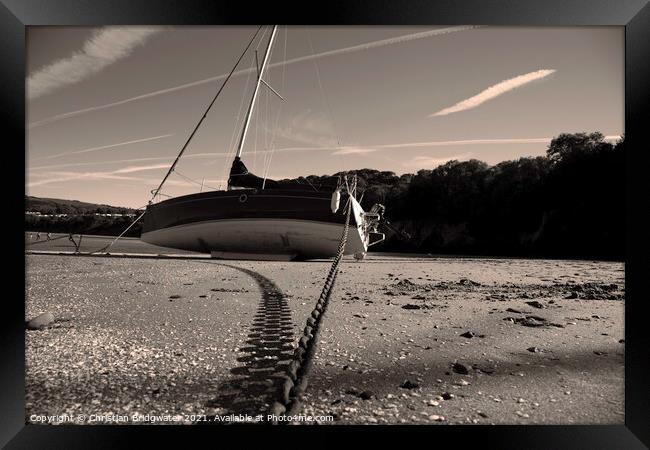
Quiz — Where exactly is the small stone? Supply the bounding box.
[525,301,545,309]
[26,312,55,330]
[359,391,374,400]
[460,331,476,338]
[527,346,541,353]
[452,362,471,375]
[400,380,420,390]
[402,304,421,310]
[428,414,445,421]
[441,392,454,400]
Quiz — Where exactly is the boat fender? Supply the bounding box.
[330,189,341,213]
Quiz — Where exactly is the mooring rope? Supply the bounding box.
[89,209,148,254]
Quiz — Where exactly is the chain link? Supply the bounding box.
[268,196,352,422]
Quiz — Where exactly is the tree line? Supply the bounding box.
[330,132,624,260]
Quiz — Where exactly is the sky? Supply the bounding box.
[26,26,624,208]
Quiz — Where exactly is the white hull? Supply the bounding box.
[141,218,367,259]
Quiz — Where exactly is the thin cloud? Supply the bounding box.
[27,135,623,173]
[28,163,170,187]
[332,147,378,155]
[113,163,171,174]
[34,134,174,161]
[430,69,557,117]
[28,27,160,99]
[28,26,478,128]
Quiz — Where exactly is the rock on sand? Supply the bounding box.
[26,312,55,330]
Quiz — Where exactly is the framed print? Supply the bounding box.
[3,0,649,447]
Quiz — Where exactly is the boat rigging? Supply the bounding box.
[138,25,386,260]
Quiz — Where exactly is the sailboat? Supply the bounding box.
[141,26,385,260]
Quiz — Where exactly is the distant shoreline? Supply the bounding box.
[24,232,624,263]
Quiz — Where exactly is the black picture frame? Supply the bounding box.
[3,0,649,447]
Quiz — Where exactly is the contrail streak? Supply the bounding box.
[28,26,478,129]
[28,27,160,99]
[430,69,556,117]
[33,134,174,161]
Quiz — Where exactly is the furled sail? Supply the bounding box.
[228,156,340,191]
[228,156,277,189]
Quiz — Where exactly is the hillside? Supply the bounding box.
[25,196,137,215]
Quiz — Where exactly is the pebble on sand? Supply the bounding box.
[402,304,421,310]
[26,312,55,330]
[452,362,471,375]
[400,380,420,390]
[525,301,546,309]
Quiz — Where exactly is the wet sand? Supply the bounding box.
[25,252,624,425]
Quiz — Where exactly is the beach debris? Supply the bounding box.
[618,339,625,344]
[506,307,527,314]
[400,380,420,389]
[460,331,485,339]
[473,364,495,375]
[396,279,417,289]
[26,312,55,330]
[359,391,374,400]
[458,278,481,286]
[503,315,563,328]
[525,301,546,309]
[593,351,606,356]
[402,304,421,310]
[441,392,454,400]
[452,362,471,375]
[345,387,373,399]
[527,346,542,353]
[169,295,182,300]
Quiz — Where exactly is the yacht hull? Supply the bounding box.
[141,189,367,259]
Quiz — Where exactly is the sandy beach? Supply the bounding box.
[25,251,624,425]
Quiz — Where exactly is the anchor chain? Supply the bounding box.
[268,195,352,422]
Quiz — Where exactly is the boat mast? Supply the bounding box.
[234,25,278,160]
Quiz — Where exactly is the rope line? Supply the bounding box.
[89,209,147,254]
[70,27,264,254]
